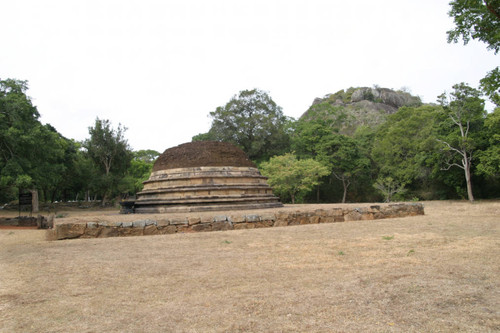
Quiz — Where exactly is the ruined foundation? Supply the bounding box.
[49,203,425,240]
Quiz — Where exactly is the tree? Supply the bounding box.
[292,118,371,203]
[260,153,329,204]
[477,107,500,176]
[437,83,486,202]
[480,67,500,106]
[447,0,500,103]
[0,78,76,203]
[447,0,500,53]
[133,149,160,164]
[373,177,407,203]
[193,89,292,161]
[83,118,133,204]
[124,150,160,195]
[371,105,443,200]
[316,134,370,203]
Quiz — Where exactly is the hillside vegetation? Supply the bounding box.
[301,87,423,135]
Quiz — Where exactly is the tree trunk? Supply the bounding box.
[316,185,320,203]
[30,189,39,214]
[341,176,351,204]
[463,154,474,202]
[341,179,347,204]
[291,193,295,204]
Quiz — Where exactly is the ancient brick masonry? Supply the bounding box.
[49,203,425,240]
[133,141,283,213]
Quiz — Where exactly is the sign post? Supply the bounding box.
[19,192,33,216]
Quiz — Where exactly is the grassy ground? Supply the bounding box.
[0,200,499,332]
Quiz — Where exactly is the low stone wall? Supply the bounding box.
[0,215,51,228]
[47,203,424,240]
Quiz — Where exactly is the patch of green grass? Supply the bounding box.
[56,213,67,218]
[407,249,415,256]
[221,240,232,244]
[337,251,345,256]
[382,235,394,240]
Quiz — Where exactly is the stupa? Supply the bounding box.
[133,141,283,213]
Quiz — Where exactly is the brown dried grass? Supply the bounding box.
[0,200,499,332]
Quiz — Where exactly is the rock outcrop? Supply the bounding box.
[301,87,422,135]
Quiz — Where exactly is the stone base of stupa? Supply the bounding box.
[131,141,283,214]
[134,166,283,213]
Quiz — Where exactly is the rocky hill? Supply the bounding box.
[300,87,422,135]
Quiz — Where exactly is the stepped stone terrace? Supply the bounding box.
[132,141,283,213]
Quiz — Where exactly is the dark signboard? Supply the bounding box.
[19,192,33,206]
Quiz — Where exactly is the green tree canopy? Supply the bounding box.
[193,89,292,162]
[447,0,500,104]
[83,118,133,203]
[447,0,500,53]
[316,134,370,203]
[477,107,500,177]
[260,153,329,204]
[0,78,77,203]
[437,83,486,202]
[372,105,441,185]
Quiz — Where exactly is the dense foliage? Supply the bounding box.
[2,76,499,206]
[0,79,157,205]
[447,0,500,105]
[193,89,293,162]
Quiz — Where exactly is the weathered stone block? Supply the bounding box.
[176,225,191,233]
[157,219,170,227]
[361,212,374,220]
[260,213,275,221]
[255,220,273,228]
[275,212,290,221]
[344,210,362,221]
[327,208,344,216]
[170,217,188,225]
[213,215,228,222]
[82,226,103,238]
[121,221,133,228]
[56,223,86,240]
[99,227,120,238]
[273,219,288,227]
[144,225,160,235]
[314,209,326,216]
[132,220,146,228]
[245,214,260,222]
[227,214,245,223]
[188,217,201,225]
[334,216,345,222]
[233,222,255,230]
[319,216,335,223]
[298,216,311,224]
[212,221,233,231]
[119,227,143,237]
[144,219,156,226]
[87,222,98,229]
[158,225,177,234]
[191,223,212,232]
[309,216,321,224]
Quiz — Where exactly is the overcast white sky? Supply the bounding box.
[1,0,498,152]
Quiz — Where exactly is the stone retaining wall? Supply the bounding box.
[48,203,424,240]
[0,215,51,228]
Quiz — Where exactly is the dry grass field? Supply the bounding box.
[0,200,499,332]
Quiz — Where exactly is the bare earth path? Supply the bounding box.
[1,200,499,332]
